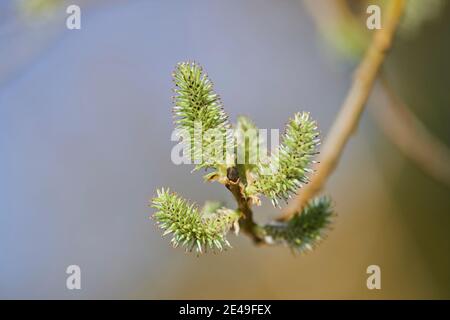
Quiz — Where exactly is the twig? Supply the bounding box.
[303,0,450,187]
[372,78,450,186]
[279,0,406,220]
[225,172,265,244]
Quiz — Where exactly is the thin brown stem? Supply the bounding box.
[279,0,406,220]
[225,177,265,244]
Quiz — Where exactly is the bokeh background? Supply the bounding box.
[0,0,449,299]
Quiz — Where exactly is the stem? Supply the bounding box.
[280,0,406,220]
[372,77,450,187]
[225,177,265,244]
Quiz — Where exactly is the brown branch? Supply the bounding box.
[225,170,265,244]
[372,77,450,186]
[279,0,406,220]
[303,0,450,187]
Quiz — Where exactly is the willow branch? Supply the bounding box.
[372,78,450,186]
[225,171,266,244]
[307,0,450,188]
[280,0,406,220]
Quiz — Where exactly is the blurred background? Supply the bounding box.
[0,0,449,299]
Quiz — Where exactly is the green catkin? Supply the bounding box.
[151,188,239,253]
[151,62,333,254]
[172,62,232,169]
[254,112,320,206]
[263,196,333,252]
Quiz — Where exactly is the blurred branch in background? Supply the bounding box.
[280,0,406,220]
[373,78,450,186]
[298,0,450,188]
